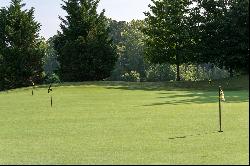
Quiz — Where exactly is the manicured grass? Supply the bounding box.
[0,78,248,164]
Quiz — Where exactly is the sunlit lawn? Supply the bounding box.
[0,81,248,164]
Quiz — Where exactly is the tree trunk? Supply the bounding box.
[176,54,181,81]
[196,64,199,79]
[229,68,233,77]
[176,63,180,81]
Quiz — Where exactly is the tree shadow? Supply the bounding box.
[3,79,248,106]
[4,75,247,93]
[142,92,248,106]
[168,131,221,140]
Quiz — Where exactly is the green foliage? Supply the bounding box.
[143,0,249,79]
[144,63,229,82]
[108,19,229,83]
[108,19,127,46]
[195,0,249,75]
[0,0,45,90]
[44,72,61,84]
[121,70,141,82]
[109,20,146,81]
[143,0,196,81]
[145,63,176,82]
[54,0,117,82]
[43,35,60,75]
[179,64,229,81]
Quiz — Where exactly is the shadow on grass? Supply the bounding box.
[102,75,249,92]
[3,82,247,106]
[141,92,248,106]
[5,74,248,93]
[168,131,221,140]
[2,77,248,106]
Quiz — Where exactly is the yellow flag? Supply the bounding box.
[209,79,212,84]
[220,89,225,101]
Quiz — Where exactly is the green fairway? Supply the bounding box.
[0,80,248,164]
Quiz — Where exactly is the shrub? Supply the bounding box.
[121,71,141,82]
[145,63,176,82]
[44,73,61,84]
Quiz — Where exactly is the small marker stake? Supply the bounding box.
[31,81,35,96]
[51,96,53,107]
[48,84,53,108]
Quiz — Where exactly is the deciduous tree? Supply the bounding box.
[143,0,195,81]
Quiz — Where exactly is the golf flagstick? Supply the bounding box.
[32,81,35,95]
[51,95,53,107]
[218,86,225,132]
[48,84,53,107]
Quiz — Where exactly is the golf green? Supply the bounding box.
[0,82,248,164]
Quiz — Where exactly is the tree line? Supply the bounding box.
[0,0,249,90]
[143,0,249,80]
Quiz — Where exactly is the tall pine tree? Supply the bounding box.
[0,0,45,90]
[54,0,117,81]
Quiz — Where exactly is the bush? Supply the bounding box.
[179,64,230,81]
[121,71,141,82]
[145,63,176,82]
[44,73,61,84]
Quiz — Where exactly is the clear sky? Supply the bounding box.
[0,0,152,39]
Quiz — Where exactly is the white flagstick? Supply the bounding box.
[218,86,224,132]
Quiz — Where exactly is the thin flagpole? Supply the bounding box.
[218,86,223,132]
[51,95,53,107]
